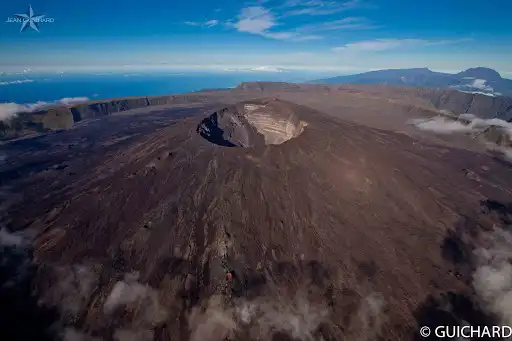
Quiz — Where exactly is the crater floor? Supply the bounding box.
[197,99,306,147]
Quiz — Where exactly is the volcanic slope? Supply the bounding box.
[1,98,512,341]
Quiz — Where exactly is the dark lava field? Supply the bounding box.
[1,84,511,341]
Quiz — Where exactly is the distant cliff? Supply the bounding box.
[236,82,512,121]
[2,83,511,142]
[0,93,220,140]
[344,84,512,120]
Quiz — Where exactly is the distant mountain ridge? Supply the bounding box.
[311,67,512,97]
[2,82,512,142]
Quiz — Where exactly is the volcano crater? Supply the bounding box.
[197,100,307,148]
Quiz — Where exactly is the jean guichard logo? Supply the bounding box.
[5,4,55,32]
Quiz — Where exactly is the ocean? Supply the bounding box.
[0,71,330,104]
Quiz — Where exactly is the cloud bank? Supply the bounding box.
[103,272,168,341]
[411,116,476,133]
[0,97,89,121]
[188,293,329,341]
[473,228,512,326]
[411,115,512,135]
[411,114,512,161]
[40,264,100,318]
[188,288,385,341]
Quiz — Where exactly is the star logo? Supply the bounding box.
[15,5,45,32]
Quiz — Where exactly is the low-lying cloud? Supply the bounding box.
[412,114,512,162]
[189,293,329,341]
[40,264,100,318]
[103,272,167,341]
[0,97,89,121]
[103,272,166,318]
[411,115,512,135]
[473,227,512,326]
[411,116,476,133]
[450,79,496,96]
[357,292,386,341]
[470,79,493,91]
[62,271,169,341]
[188,288,385,341]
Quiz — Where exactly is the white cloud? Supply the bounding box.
[103,272,167,330]
[0,103,29,121]
[185,19,219,27]
[473,228,512,326]
[189,293,330,341]
[205,20,219,27]
[411,116,476,133]
[232,6,311,40]
[450,78,496,95]
[40,264,100,317]
[0,79,34,86]
[283,0,366,16]
[411,115,512,136]
[297,17,375,32]
[264,31,321,41]
[59,97,90,105]
[0,97,89,121]
[470,79,493,91]
[333,39,424,52]
[222,65,288,72]
[333,38,470,52]
[251,66,285,72]
[234,6,277,34]
[232,6,371,41]
[457,90,497,97]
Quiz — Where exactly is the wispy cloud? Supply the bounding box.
[283,0,369,16]
[221,65,287,72]
[264,32,322,41]
[231,6,318,41]
[185,19,219,28]
[296,17,376,32]
[332,38,470,52]
[0,79,34,86]
[231,6,373,41]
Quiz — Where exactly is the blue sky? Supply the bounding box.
[1,0,511,75]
